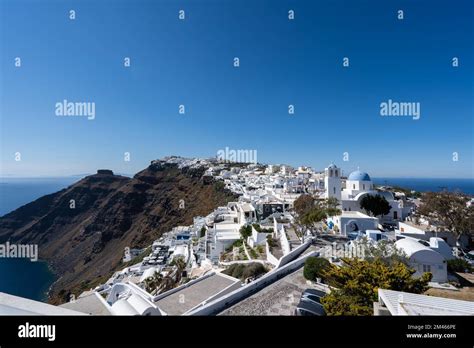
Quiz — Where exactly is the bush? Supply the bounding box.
[252,224,273,233]
[266,235,278,248]
[199,226,206,238]
[320,258,432,315]
[303,257,331,281]
[222,262,266,280]
[448,258,473,273]
[249,248,258,259]
[232,239,243,248]
[225,239,243,252]
[223,264,245,279]
[240,225,252,239]
[242,262,266,280]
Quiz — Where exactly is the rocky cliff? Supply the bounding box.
[0,159,236,303]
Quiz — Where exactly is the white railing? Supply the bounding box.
[186,250,319,316]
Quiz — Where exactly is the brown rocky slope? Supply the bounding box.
[0,160,236,304]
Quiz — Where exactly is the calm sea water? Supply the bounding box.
[0,177,78,301]
[0,177,79,217]
[0,176,471,301]
[0,258,56,301]
[372,177,474,195]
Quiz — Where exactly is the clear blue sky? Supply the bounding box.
[1,0,473,178]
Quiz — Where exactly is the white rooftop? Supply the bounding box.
[341,211,377,219]
[378,288,474,315]
[0,292,87,315]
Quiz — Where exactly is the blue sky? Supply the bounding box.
[1,0,473,178]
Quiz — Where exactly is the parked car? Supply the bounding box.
[294,289,327,316]
[382,223,395,231]
[294,299,326,316]
[301,289,326,305]
[464,251,474,266]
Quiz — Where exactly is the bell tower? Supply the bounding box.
[324,164,341,201]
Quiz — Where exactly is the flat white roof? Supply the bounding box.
[155,273,240,315]
[0,292,87,316]
[341,211,377,219]
[378,289,474,315]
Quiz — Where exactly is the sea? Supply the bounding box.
[0,176,472,301]
[0,177,79,301]
[372,177,474,195]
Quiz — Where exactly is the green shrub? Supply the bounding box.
[222,262,267,280]
[448,258,473,273]
[252,224,273,233]
[249,248,258,259]
[240,225,252,239]
[242,262,266,279]
[266,235,278,248]
[303,257,330,281]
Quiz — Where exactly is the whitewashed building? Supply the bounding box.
[394,238,447,283]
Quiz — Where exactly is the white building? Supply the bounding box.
[375,289,474,315]
[105,283,164,315]
[324,167,412,222]
[0,292,86,315]
[324,164,341,201]
[327,211,378,236]
[397,220,469,248]
[394,238,447,283]
[247,225,270,248]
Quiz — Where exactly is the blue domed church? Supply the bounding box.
[325,165,413,223]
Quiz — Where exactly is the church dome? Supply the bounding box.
[348,170,371,181]
[377,190,394,201]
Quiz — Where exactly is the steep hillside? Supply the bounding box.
[0,160,236,303]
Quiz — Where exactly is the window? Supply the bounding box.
[422,264,431,273]
[353,184,355,189]
[306,295,321,303]
[363,184,365,190]
[333,187,336,194]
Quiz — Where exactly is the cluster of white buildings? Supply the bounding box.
[1,156,471,316]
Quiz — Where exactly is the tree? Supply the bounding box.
[447,258,473,273]
[294,194,315,216]
[294,195,342,234]
[416,191,474,242]
[359,194,391,217]
[300,207,327,229]
[356,237,409,266]
[323,197,342,217]
[170,256,187,284]
[320,258,432,315]
[303,257,331,281]
[144,271,163,295]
